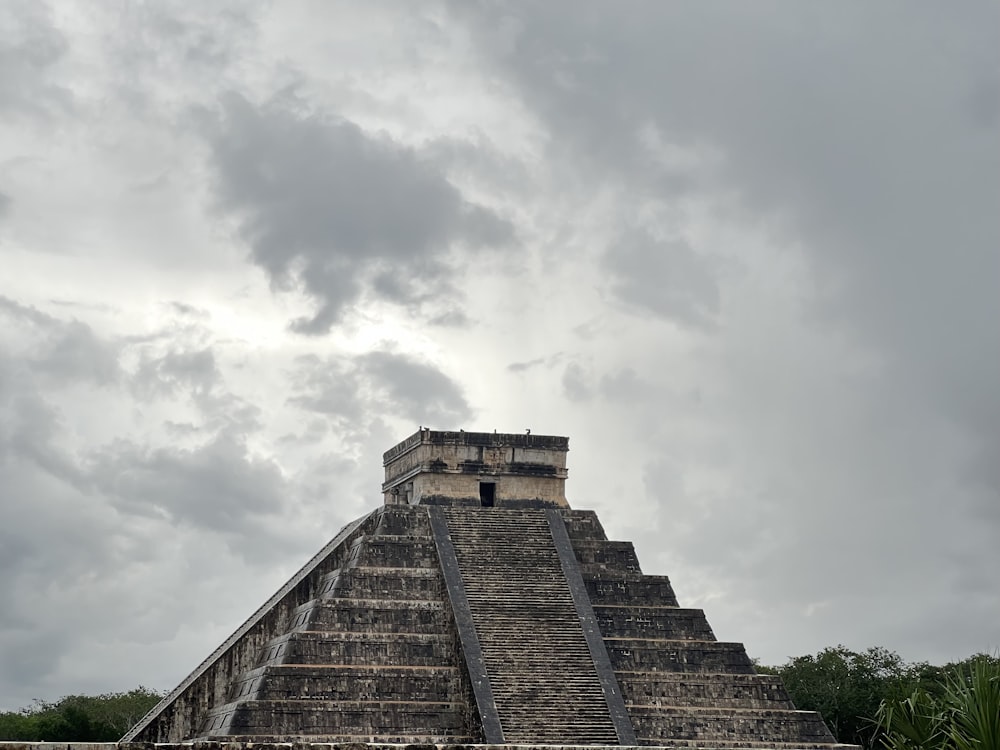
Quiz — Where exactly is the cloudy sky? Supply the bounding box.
[1,1,998,709]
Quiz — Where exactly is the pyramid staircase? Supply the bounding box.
[431,507,630,745]
[125,503,849,749]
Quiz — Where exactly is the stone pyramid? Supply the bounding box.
[123,430,851,748]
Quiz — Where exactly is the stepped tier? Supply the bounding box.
[124,491,845,748]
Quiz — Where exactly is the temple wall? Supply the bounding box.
[382,430,569,506]
[412,473,567,506]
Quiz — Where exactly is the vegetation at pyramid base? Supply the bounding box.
[875,656,1000,750]
[0,688,162,742]
[758,647,1000,750]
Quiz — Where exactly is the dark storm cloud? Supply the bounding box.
[290,350,472,428]
[458,2,1000,485]
[603,229,719,328]
[207,93,513,333]
[453,1,1000,659]
[456,3,1000,444]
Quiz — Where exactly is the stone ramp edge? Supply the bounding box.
[119,509,377,742]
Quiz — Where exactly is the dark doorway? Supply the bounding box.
[479,482,496,507]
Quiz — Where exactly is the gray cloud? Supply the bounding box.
[290,349,472,429]
[89,433,286,536]
[166,301,210,319]
[1,0,996,711]
[457,3,1000,436]
[131,348,218,400]
[287,354,365,423]
[598,367,659,403]
[603,229,719,328]
[359,350,471,426]
[0,301,318,707]
[0,2,72,117]
[452,1,1000,662]
[561,362,592,402]
[0,296,119,387]
[207,93,513,333]
[508,356,546,373]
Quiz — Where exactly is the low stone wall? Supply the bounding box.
[0,742,862,750]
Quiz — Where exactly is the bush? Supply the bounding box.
[0,687,163,741]
[875,654,1000,750]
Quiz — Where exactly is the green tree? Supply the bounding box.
[764,646,921,748]
[0,687,162,741]
[876,654,1000,750]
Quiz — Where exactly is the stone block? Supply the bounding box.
[606,640,756,673]
[593,605,716,640]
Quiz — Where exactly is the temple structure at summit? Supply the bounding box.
[123,429,850,748]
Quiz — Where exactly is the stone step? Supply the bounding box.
[198,736,852,748]
[202,699,467,736]
[557,509,610,541]
[628,706,836,743]
[344,536,441,569]
[439,507,620,745]
[198,733,480,743]
[316,566,444,600]
[227,664,464,703]
[372,505,433,536]
[256,631,457,668]
[287,599,451,634]
[606,639,756,673]
[593,605,716,640]
[616,671,795,709]
[569,540,643,573]
[584,573,680,607]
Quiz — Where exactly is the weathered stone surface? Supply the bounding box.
[606,640,757,673]
[119,431,851,749]
[584,574,681,608]
[593,606,715,641]
[430,508,626,746]
[628,708,836,743]
[382,430,570,507]
[570,541,644,574]
[126,506,479,744]
[618,673,795,708]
